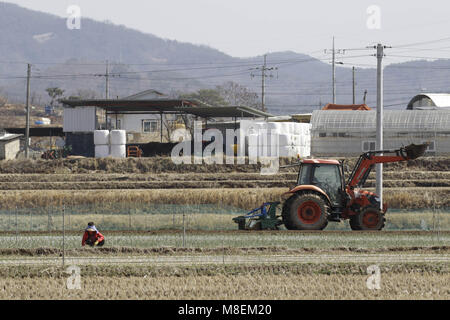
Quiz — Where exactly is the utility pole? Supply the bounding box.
[376,44,384,209]
[324,37,345,104]
[25,64,31,158]
[105,60,109,130]
[363,90,367,105]
[262,55,266,112]
[250,54,277,113]
[105,60,109,100]
[62,204,65,267]
[352,66,356,104]
[332,37,336,104]
[371,43,390,210]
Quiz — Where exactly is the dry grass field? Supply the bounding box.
[0,156,448,300]
[1,156,449,174]
[0,157,449,210]
[0,187,449,211]
[0,263,448,300]
[2,273,448,300]
[0,231,448,300]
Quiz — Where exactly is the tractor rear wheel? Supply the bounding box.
[282,193,329,230]
[350,207,385,231]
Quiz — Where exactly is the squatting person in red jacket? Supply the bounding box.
[82,222,105,247]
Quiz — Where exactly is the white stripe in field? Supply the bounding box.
[0,253,449,266]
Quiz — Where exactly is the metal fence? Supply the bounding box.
[0,204,448,234]
[0,204,448,250]
[0,203,448,268]
[0,203,249,233]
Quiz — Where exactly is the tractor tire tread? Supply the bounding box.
[350,206,385,231]
[282,192,329,231]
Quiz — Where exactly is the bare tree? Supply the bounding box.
[216,81,260,109]
[31,91,42,106]
[0,95,7,108]
[46,87,65,107]
[75,89,98,99]
[0,88,8,107]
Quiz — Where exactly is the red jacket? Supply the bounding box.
[82,231,104,246]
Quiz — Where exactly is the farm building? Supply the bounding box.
[61,93,272,157]
[407,93,450,110]
[104,89,184,143]
[0,132,22,160]
[62,98,199,157]
[310,110,450,156]
[63,90,192,144]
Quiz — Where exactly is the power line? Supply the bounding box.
[387,54,450,60]
[391,36,450,49]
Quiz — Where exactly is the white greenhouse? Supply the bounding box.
[310,110,450,156]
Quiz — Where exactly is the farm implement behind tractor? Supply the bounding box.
[233,143,428,231]
[233,202,282,230]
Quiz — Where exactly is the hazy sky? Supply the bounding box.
[4,0,450,65]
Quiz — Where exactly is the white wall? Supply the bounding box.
[0,139,20,160]
[117,114,177,133]
[121,114,157,132]
[63,107,97,132]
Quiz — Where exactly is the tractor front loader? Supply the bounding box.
[281,143,428,231]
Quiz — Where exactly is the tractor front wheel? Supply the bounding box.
[282,193,329,230]
[350,207,385,231]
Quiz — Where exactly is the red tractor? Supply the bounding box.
[281,143,428,231]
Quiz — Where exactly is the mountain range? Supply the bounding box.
[1,2,449,115]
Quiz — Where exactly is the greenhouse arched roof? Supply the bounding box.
[311,110,450,132]
[407,93,450,110]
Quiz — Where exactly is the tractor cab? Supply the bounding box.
[296,159,345,208]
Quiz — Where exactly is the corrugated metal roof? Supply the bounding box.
[60,99,198,112]
[0,133,22,142]
[60,99,272,118]
[175,106,273,118]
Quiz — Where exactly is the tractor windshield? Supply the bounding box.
[298,163,313,185]
[298,163,343,206]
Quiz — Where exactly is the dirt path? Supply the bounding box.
[1,253,449,266]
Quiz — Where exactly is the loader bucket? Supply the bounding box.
[404,143,428,160]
